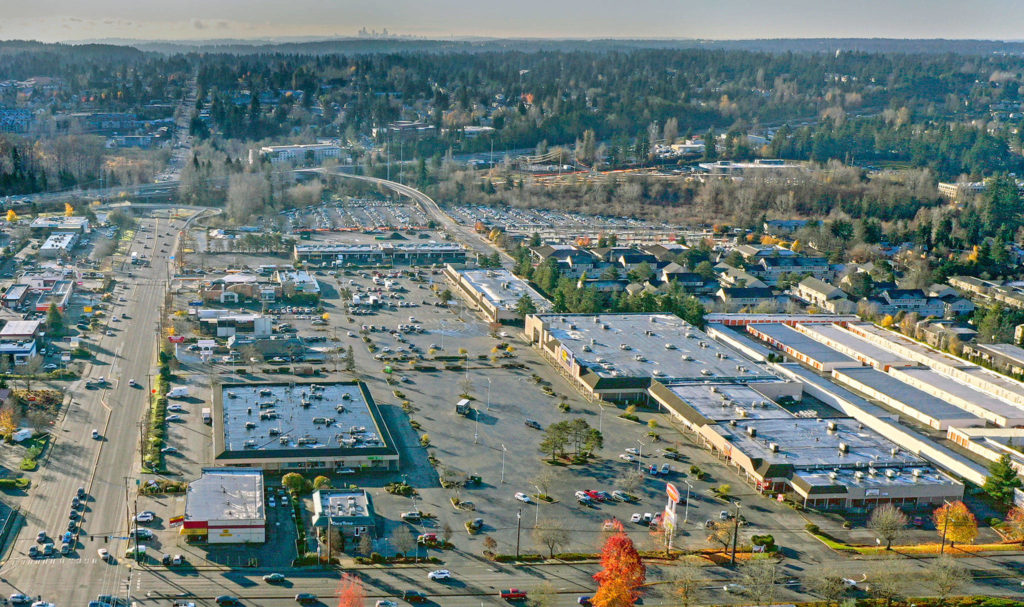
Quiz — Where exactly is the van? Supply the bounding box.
[401,511,422,522]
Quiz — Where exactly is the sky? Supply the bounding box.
[1,0,1023,42]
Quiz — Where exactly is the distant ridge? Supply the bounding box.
[4,37,1024,57]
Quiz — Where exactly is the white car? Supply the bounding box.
[427,569,451,581]
[128,379,137,387]
[618,454,636,462]
[167,405,186,412]
[375,601,398,607]
[135,511,155,523]
[723,583,745,594]
[514,492,532,504]
[165,415,182,422]
[97,548,110,561]
[630,513,642,523]
[625,447,640,455]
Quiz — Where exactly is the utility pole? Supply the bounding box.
[940,503,951,554]
[515,509,522,559]
[729,502,741,566]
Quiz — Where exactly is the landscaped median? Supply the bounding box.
[142,363,170,473]
[805,523,1023,556]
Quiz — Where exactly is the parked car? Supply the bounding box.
[514,492,532,503]
[294,593,317,604]
[524,419,541,429]
[97,548,110,561]
[374,601,397,607]
[630,513,642,523]
[136,511,155,523]
[427,569,451,581]
[500,589,527,601]
[417,533,438,544]
[214,596,239,606]
[401,590,428,603]
[618,454,636,462]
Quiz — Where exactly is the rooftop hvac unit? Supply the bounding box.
[890,448,900,456]
[737,408,748,418]
[885,469,896,478]
[729,419,738,427]
[620,344,631,350]
[683,354,694,361]
[854,471,864,480]
[645,330,653,336]
[710,386,719,393]
[652,370,664,376]
[665,343,677,350]
[912,469,922,477]
[868,467,877,476]
[747,426,757,437]
[828,471,838,480]
[569,324,577,330]
[650,316,657,323]
[838,442,849,454]
[603,324,610,330]
[701,369,712,376]
[590,338,596,345]
[827,421,837,432]
[769,443,779,452]
[594,317,601,323]
[582,345,591,352]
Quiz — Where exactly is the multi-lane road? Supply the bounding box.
[0,214,188,605]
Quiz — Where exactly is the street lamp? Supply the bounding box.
[682,480,693,525]
[474,408,479,444]
[532,484,542,527]
[500,444,508,484]
[636,439,645,472]
[486,377,492,411]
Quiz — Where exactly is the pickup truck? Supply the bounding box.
[500,589,527,601]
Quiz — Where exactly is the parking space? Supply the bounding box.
[281,198,431,232]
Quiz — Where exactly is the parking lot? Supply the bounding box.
[447,204,679,235]
[282,198,431,232]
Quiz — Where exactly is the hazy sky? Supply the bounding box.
[2,0,1022,42]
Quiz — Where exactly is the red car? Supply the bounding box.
[500,589,527,601]
[584,490,604,502]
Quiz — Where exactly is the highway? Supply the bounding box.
[0,212,193,605]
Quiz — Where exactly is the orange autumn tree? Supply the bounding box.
[336,573,365,607]
[933,500,978,546]
[1004,507,1024,544]
[593,521,646,607]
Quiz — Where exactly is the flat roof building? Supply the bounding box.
[33,279,72,313]
[29,216,90,234]
[525,313,773,401]
[39,232,77,257]
[182,468,266,544]
[831,367,981,430]
[0,320,42,341]
[444,265,552,323]
[212,381,399,472]
[311,489,377,538]
[747,323,862,372]
[793,323,914,372]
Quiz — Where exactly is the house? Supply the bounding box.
[643,243,688,262]
[763,219,818,236]
[749,255,831,285]
[717,287,775,308]
[716,265,768,289]
[794,277,856,314]
[917,320,978,350]
[877,289,945,318]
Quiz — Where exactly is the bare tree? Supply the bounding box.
[22,356,43,392]
[672,560,704,607]
[929,555,969,605]
[392,526,416,559]
[440,522,453,545]
[532,521,570,558]
[617,468,646,494]
[868,504,908,550]
[809,566,850,607]
[357,533,373,557]
[531,470,557,499]
[706,521,733,553]
[867,559,907,607]
[240,344,262,373]
[27,410,48,435]
[530,581,559,607]
[739,557,778,606]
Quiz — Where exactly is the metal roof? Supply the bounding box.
[185,468,265,523]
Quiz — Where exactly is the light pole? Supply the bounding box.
[486,377,492,411]
[682,480,693,525]
[500,444,507,484]
[729,501,742,566]
[636,439,645,472]
[939,499,953,554]
[515,509,522,558]
[598,403,604,434]
[532,484,541,527]
[474,408,479,444]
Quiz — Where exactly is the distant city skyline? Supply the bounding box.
[2,1,1024,43]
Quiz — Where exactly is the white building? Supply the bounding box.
[181,468,266,544]
[254,144,343,165]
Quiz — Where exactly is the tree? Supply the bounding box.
[312,475,331,490]
[282,472,305,494]
[5,209,17,223]
[240,344,262,373]
[531,470,557,498]
[739,557,778,607]
[46,303,63,333]
[809,566,850,607]
[867,504,908,550]
[538,421,571,461]
[21,356,43,391]
[983,453,1022,505]
[706,521,733,553]
[345,345,355,372]
[482,535,498,555]
[933,500,979,546]
[438,289,453,305]
[0,403,18,438]
[929,555,969,606]
[617,469,645,494]
[514,294,537,317]
[1004,506,1024,544]
[592,526,645,607]
[671,561,703,607]
[336,573,365,607]
[533,521,570,558]
[392,526,416,557]
[357,533,373,557]
[867,559,908,607]
[529,581,559,607]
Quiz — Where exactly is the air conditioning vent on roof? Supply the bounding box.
[747,426,757,437]
[828,471,837,480]
[769,443,779,452]
[838,442,849,454]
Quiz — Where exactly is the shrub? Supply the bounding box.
[805,523,820,534]
[370,552,384,564]
[420,434,431,447]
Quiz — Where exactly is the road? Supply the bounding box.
[0,212,193,605]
